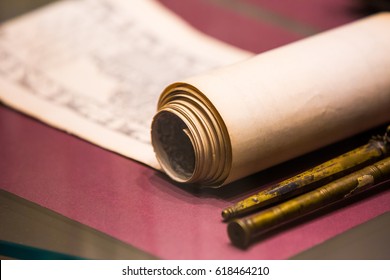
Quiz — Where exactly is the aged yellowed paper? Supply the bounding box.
[152,13,390,186]
[2,1,390,188]
[0,0,250,168]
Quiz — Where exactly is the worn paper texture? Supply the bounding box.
[153,13,390,185]
[2,0,390,187]
[0,0,250,168]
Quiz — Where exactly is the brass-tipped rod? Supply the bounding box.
[227,156,390,248]
[222,126,390,221]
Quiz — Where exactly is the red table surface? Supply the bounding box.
[1,0,390,259]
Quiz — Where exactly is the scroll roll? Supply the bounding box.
[151,13,390,187]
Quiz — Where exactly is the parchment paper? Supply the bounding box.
[0,0,250,169]
[152,13,390,186]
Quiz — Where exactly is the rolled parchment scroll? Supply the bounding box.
[151,13,390,187]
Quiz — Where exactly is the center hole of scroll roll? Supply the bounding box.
[152,111,195,181]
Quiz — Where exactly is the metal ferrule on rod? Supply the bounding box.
[227,156,390,248]
[222,125,390,221]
